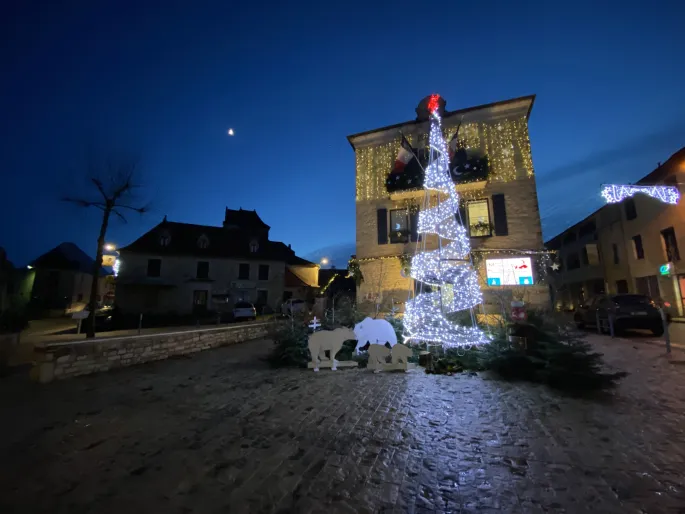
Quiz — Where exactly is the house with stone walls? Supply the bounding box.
[115,208,319,316]
[347,95,552,316]
[546,146,685,316]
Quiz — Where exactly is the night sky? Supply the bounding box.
[2,1,684,268]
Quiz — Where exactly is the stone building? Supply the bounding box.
[547,146,685,315]
[116,208,318,315]
[26,242,113,317]
[347,95,551,315]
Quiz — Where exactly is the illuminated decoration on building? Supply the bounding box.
[356,117,534,201]
[485,257,534,286]
[112,258,120,277]
[403,97,489,348]
[601,184,680,205]
[660,263,673,276]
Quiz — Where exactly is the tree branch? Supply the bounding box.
[114,202,149,214]
[62,197,106,210]
[111,209,128,224]
[91,178,108,200]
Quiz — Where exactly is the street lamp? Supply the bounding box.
[104,243,116,252]
[320,257,329,266]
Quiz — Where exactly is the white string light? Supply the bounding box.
[403,100,490,348]
[601,184,680,205]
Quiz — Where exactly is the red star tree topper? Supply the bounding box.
[427,94,441,114]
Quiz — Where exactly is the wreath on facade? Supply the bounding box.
[398,254,412,278]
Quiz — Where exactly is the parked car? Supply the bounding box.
[281,298,306,316]
[233,301,256,321]
[574,294,668,336]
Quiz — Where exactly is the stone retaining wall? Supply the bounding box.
[31,322,272,383]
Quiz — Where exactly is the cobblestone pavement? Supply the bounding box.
[1,336,685,514]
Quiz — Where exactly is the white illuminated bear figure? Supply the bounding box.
[353,317,397,355]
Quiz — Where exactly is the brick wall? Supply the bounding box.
[31,322,272,383]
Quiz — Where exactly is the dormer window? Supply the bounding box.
[197,234,210,249]
[159,231,171,247]
[249,239,259,253]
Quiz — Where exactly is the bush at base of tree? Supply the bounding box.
[427,320,627,394]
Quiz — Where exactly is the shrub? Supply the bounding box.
[0,309,29,334]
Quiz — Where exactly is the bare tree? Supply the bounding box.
[63,155,148,338]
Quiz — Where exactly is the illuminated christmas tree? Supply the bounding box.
[403,94,490,347]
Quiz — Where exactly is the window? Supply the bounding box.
[581,247,589,266]
[635,276,660,298]
[193,290,208,307]
[389,209,409,244]
[624,198,637,220]
[632,235,644,260]
[256,289,268,306]
[197,234,209,249]
[612,243,619,264]
[77,293,83,302]
[578,221,596,238]
[238,263,250,280]
[661,227,680,262]
[159,231,171,246]
[567,253,580,270]
[249,239,259,253]
[258,264,269,280]
[196,261,209,279]
[616,280,629,294]
[467,200,491,237]
[147,258,161,277]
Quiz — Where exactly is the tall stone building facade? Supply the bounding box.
[347,95,551,315]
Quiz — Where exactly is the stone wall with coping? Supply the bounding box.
[31,322,272,383]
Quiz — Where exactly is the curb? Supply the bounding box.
[610,335,685,352]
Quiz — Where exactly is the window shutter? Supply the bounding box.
[492,194,508,236]
[377,208,388,245]
[409,211,420,242]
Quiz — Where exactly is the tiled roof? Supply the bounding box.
[223,208,270,230]
[284,268,311,288]
[120,219,315,265]
[30,242,111,275]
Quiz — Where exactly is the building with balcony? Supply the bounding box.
[348,94,551,315]
[115,209,318,315]
[546,146,685,315]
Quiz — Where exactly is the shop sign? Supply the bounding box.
[659,263,673,276]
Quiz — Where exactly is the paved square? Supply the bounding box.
[1,335,685,513]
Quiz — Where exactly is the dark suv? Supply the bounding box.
[574,294,667,336]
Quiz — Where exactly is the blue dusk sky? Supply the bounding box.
[2,1,684,267]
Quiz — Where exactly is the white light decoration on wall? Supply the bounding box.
[403,94,490,348]
[601,184,680,205]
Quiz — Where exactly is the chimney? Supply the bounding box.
[288,244,291,249]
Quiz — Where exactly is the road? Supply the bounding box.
[586,320,685,350]
[2,334,685,513]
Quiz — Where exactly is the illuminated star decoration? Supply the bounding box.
[601,184,680,205]
[551,262,560,271]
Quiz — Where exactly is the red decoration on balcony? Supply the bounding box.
[427,94,441,114]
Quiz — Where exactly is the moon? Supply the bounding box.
[227,128,234,136]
